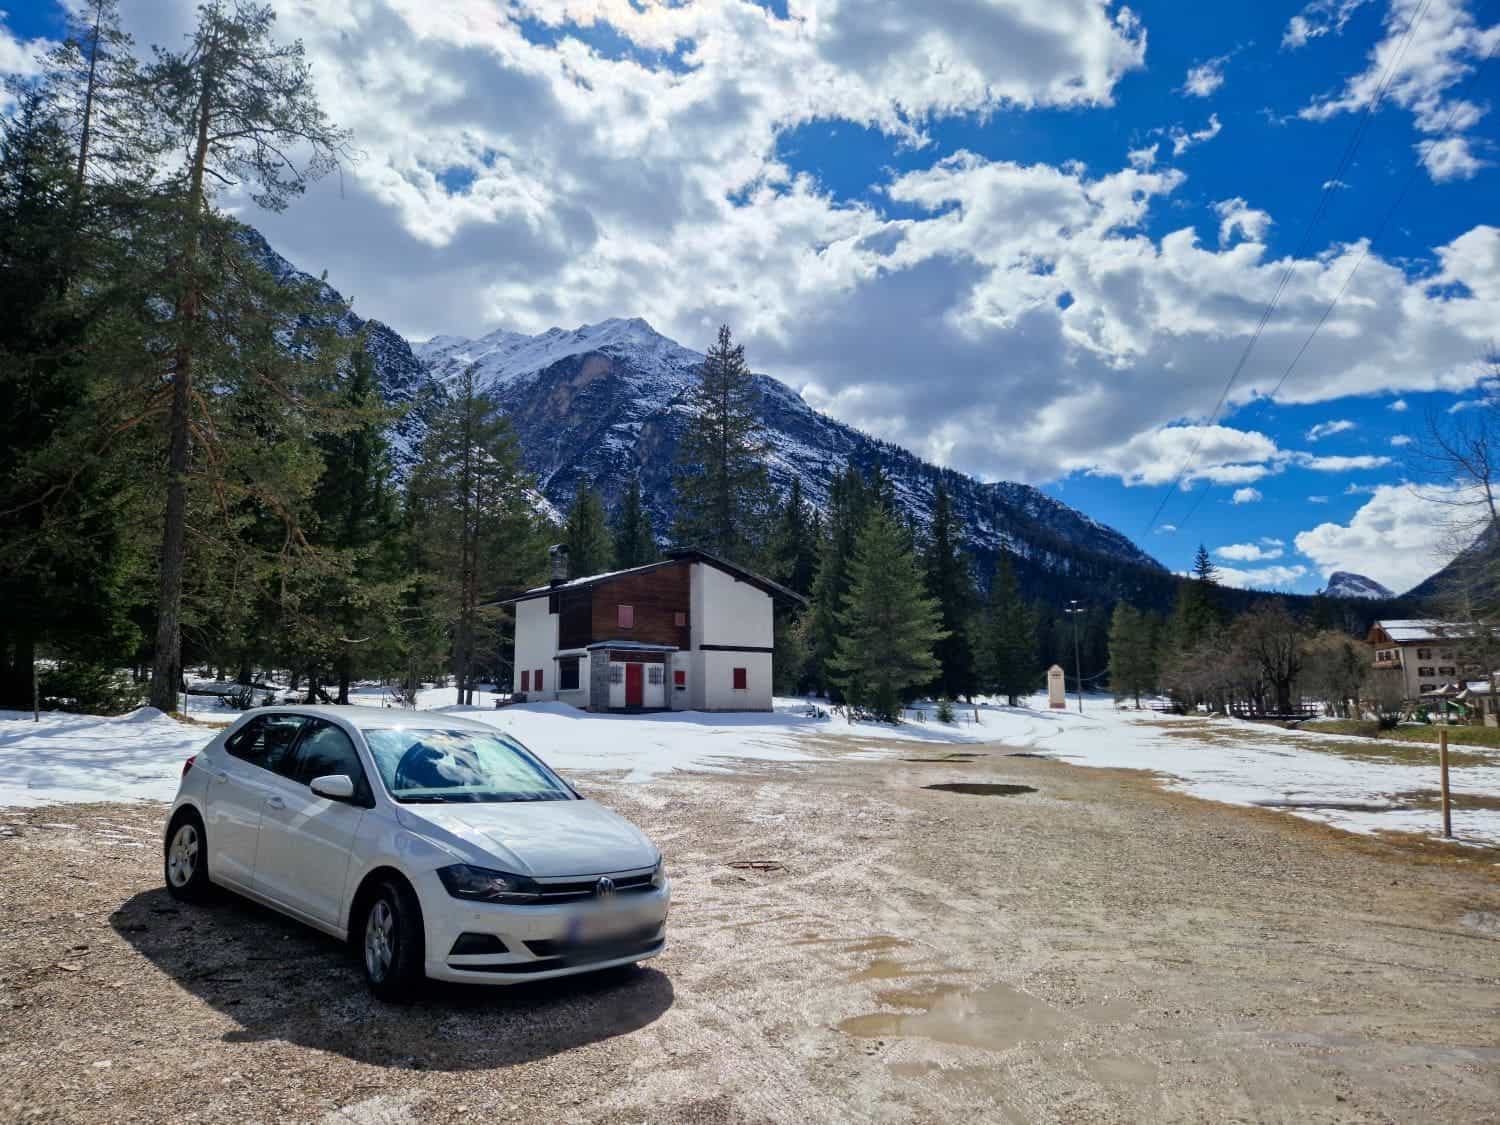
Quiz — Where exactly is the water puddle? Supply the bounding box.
[922,783,1037,797]
[838,982,1074,1051]
[901,752,980,763]
[849,958,973,982]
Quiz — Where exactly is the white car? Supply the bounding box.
[161,706,669,1000]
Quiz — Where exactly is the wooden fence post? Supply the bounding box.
[1440,728,1452,839]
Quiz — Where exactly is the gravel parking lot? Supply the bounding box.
[3,742,1499,1123]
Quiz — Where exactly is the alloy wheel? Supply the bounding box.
[365,898,395,982]
[166,823,199,888]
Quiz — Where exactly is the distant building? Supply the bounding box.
[489,546,804,713]
[1366,619,1479,701]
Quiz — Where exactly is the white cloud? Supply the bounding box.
[1418,135,1489,182]
[1218,540,1284,561]
[1168,114,1222,156]
[1295,481,1468,591]
[1388,397,1410,411]
[1294,452,1394,470]
[1214,563,1311,590]
[1322,177,1351,189]
[1232,486,1264,504]
[1283,0,1375,48]
[1308,495,1331,503]
[0,13,50,110]
[1156,522,1178,533]
[1391,433,1414,446]
[1301,0,1500,183]
[1305,418,1356,440]
[1182,55,1229,97]
[1212,197,1271,245]
[1127,143,1159,171]
[1073,425,1280,487]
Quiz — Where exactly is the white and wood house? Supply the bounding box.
[490,547,804,713]
[1366,619,1479,701]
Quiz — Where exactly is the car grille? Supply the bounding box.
[532,871,655,902]
[524,924,664,960]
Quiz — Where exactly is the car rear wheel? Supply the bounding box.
[164,811,213,902]
[362,878,425,1002]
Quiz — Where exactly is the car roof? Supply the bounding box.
[244,705,504,734]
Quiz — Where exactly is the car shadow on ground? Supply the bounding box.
[110,887,674,1071]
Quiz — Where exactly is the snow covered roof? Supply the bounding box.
[1371,619,1473,644]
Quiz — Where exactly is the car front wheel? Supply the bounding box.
[163,811,213,902]
[362,878,425,1002]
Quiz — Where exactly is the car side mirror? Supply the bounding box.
[310,774,356,801]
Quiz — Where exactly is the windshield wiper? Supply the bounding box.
[396,794,449,803]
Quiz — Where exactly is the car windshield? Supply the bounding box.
[363,727,575,803]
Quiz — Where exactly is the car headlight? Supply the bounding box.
[436,864,543,904]
[650,857,667,890]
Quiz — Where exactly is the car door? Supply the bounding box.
[252,718,370,928]
[204,713,309,890]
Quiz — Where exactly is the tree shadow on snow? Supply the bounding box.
[110,887,673,1071]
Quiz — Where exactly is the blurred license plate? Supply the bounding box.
[566,906,647,945]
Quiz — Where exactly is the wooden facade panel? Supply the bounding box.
[590,562,691,649]
[557,588,593,651]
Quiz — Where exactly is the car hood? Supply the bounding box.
[395,799,658,878]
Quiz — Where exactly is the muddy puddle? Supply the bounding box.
[901,753,980,763]
[839,981,1074,1052]
[922,783,1036,797]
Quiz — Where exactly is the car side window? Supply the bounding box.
[290,720,369,795]
[224,714,307,774]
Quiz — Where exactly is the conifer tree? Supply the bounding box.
[1108,602,1156,706]
[612,476,658,568]
[768,477,818,596]
[977,553,1036,705]
[1191,544,1218,583]
[808,466,873,696]
[672,324,770,560]
[142,0,351,711]
[409,366,542,705]
[565,477,615,578]
[1172,544,1223,652]
[829,505,947,721]
[922,481,977,699]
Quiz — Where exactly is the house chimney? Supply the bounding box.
[549,543,570,586]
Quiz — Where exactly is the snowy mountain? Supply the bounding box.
[415,316,1164,583]
[1318,571,1394,600]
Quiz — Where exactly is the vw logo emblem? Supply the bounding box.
[595,877,616,899]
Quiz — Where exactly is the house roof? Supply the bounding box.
[1369,619,1473,644]
[483,548,806,608]
[584,640,678,652]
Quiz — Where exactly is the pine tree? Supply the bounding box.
[565,478,615,578]
[922,482,977,699]
[807,466,873,696]
[1108,602,1156,707]
[672,324,771,560]
[612,476,659,568]
[767,477,818,596]
[1192,544,1218,584]
[829,505,947,721]
[409,366,542,704]
[977,554,1036,705]
[142,0,351,711]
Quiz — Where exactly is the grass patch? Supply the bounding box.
[1394,790,1500,813]
[1309,721,1500,750]
[1156,720,1498,768]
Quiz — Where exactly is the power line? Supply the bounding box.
[1141,0,1434,536]
[1171,28,1498,533]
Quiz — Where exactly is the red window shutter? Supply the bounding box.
[618,604,634,628]
[535,669,544,691]
[733,667,747,690]
[674,669,685,687]
[521,670,530,692]
[674,611,686,627]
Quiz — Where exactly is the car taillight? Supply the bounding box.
[182,755,197,779]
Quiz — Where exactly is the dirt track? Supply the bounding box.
[2,741,1499,1123]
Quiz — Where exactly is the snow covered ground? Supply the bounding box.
[3,691,1498,848]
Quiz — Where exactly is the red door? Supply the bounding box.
[625,662,644,707]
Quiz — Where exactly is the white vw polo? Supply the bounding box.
[161,705,669,1000]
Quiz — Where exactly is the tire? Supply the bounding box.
[361,878,426,1003]
[163,809,213,903]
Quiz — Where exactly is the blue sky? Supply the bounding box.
[3,0,1496,594]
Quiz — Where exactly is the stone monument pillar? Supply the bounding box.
[1047,664,1066,710]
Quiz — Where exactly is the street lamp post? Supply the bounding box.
[1065,600,1085,714]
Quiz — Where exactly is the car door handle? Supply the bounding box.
[265,796,286,810]
[211,770,228,784]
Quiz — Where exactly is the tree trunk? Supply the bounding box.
[0,630,34,710]
[337,650,351,706]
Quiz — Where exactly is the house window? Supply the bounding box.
[535,669,544,692]
[559,657,580,691]
[1416,648,1433,660]
[1438,666,1456,676]
[1420,683,1437,693]
[610,664,624,685]
[521,670,530,692]
[733,667,748,691]
[675,611,686,627]
[674,669,686,689]
[648,665,664,686]
[618,604,634,629]
[1418,667,1435,677]
[1440,649,1457,661]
